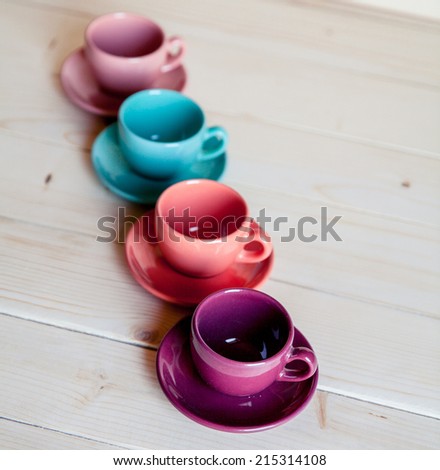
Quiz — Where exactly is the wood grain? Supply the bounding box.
[2,149,440,315]
[1,314,439,449]
[1,217,439,417]
[0,1,438,228]
[0,418,126,450]
[1,110,439,227]
[1,0,440,154]
[0,0,438,450]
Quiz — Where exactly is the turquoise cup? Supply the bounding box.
[118,89,228,180]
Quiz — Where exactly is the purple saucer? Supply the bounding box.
[156,317,319,432]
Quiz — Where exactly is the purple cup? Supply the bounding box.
[190,288,318,396]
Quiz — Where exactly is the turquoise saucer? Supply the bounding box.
[91,123,227,204]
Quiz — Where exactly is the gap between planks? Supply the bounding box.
[0,211,436,322]
[0,416,131,450]
[1,309,438,421]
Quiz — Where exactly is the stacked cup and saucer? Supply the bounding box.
[91,89,228,204]
[61,12,187,117]
[156,288,319,432]
[125,179,274,305]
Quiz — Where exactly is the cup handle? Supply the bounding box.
[197,126,229,162]
[236,220,273,264]
[278,346,318,382]
[161,36,186,73]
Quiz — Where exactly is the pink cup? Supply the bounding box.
[191,288,318,396]
[84,12,185,95]
[155,179,273,278]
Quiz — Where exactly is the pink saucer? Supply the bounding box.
[156,317,319,432]
[125,210,274,306]
[60,48,187,116]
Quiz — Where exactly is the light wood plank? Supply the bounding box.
[1,314,439,449]
[1,132,438,317]
[267,281,440,419]
[0,418,125,449]
[1,0,440,156]
[224,115,440,226]
[340,0,440,21]
[0,2,438,225]
[13,0,440,86]
[0,217,439,417]
[1,109,439,227]
[0,217,189,348]
[243,185,440,318]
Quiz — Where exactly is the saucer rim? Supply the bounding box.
[60,48,123,116]
[125,210,274,306]
[61,47,187,116]
[156,317,319,433]
[92,123,227,205]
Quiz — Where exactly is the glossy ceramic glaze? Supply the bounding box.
[60,49,186,116]
[191,288,318,396]
[125,210,273,306]
[91,123,226,204]
[156,317,319,432]
[118,90,228,179]
[84,12,185,95]
[155,179,273,277]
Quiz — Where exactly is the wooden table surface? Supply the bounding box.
[0,0,439,450]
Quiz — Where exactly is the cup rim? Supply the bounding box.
[118,89,206,145]
[191,287,295,365]
[85,12,165,59]
[156,179,250,244]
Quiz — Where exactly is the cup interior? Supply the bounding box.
[158,181,248,240]
[195,290,290,362]
[122,91,204,143]
[89,14,164,57]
